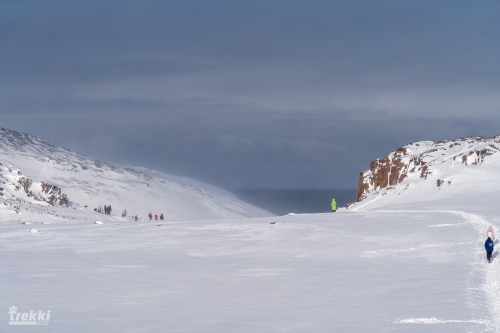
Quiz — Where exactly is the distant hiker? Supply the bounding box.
[122,209,127,217]
[488,226,496,240]
[94,208,97,212]
[331,198,337,212]
[485,235,494,263]
[148,213,152,220]
[154,214,158,220]
[134,215,138,221]
[108,205,112,215]
[99,205,103,214]
[104,205,108,215]
[160,214,164,221]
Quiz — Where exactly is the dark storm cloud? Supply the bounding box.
[0,1,499,189]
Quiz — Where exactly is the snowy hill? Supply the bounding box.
[350,135,500,210]
[0,128,271,221]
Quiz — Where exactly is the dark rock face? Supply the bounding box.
[356,147,417,202]
[355,135,500,202]
[41,182,69,206]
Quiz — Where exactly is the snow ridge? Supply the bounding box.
[0,127,271,220]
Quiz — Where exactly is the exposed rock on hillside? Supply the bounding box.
[17,176,69,206]
[0,161,69,216]
[355,136,500,202]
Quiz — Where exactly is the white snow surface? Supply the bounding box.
[1,190,500,331]
[2,133,500,331]
[0,128,271,220]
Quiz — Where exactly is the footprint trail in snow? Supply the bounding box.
[368,209,500,331]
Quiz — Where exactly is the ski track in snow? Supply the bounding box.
[396,317,489,325]
[364,208,500,331]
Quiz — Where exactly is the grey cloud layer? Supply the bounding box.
[0,1,499,188]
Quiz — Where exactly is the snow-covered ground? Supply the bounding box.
[2,131,499,331]
[1,191,498,332]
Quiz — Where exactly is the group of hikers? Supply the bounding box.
[91,205,142,222]
[94,205,112,215]
[148,213,164,221]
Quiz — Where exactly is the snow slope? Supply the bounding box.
[0,128,271,220]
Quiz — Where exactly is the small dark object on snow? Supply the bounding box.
[485,235,494,263]
[156,224,162,226]
[270,222,276,224]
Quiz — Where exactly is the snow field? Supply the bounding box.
[0,206,493,332]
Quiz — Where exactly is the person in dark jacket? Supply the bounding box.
[148,213,152,220]
[160,214,164,221]
[485,236,494,263]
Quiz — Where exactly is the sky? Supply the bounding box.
[0,0,499,190]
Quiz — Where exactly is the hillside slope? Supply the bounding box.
[0,128,271,221]
[350,135,500,210]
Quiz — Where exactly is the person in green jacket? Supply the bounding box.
[331,198,337,212]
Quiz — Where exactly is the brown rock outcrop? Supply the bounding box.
[17,177,69,206]
[355,135,500,203]
[356,147,414,201]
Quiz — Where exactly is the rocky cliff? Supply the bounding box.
[355,135,500,203]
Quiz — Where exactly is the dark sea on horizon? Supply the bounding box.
[231,188,358,216]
